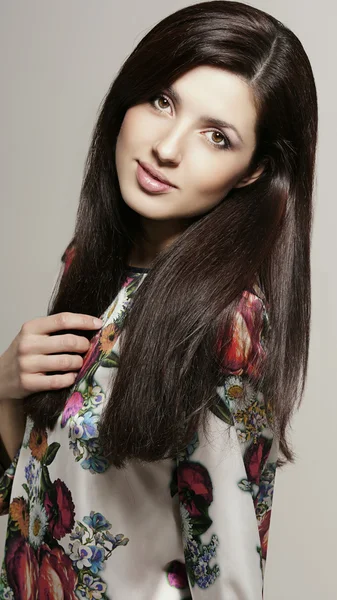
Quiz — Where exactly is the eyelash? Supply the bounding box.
[149,93,232,151]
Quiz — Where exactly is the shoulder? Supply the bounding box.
[217,283,270,382]
[61,240,76,274]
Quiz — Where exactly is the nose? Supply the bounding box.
[153,129,183,165]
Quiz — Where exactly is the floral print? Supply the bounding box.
[0,452,20,517]
[0,250,278,599]
[216,287,270,381]
[60,270,146,475]
[0,420,129,599]
[216,290,277,589]
[167,287,278,596]
[64,386,110,475]
[170,450,220,590]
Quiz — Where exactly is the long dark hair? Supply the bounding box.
[24,1,318,469]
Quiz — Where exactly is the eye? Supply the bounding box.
[203,130,232,151]
[149,93,232,151]
[150,93,171,112]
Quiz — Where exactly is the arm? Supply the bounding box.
[171,287,278,599]
[0,397,26,469]
[0,241,76,510]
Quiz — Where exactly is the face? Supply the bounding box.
[115,65,263,226]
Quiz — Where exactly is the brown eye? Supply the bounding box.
[157,95,170,109]
[204,130,231,150]
[211,132,224,144]
[150,94,171,112]
[149,94,231,151]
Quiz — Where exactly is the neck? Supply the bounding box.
[128,215,196,268]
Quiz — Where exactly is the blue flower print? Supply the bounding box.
[69,540,93,570]
[66,510,130,598]
[104,532,129,550]
[185,535,220,588]
[83,511,111,531]
[73,411,99,441]
[81,385,104,411]
[81,455,109,474]
[71,523,88,541]
[87,545,105,574]
[75,574,107,599]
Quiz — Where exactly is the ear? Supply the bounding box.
[233,163,265,189]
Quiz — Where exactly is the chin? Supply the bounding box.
[128,205,174,221]
[120,186,168,218]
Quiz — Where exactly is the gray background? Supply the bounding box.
[0,1,335,597]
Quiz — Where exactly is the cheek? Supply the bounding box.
[117,107,150,151]
[116,120,130,156]
[116,110,137,155]
[191,160,237,199]
[189,147,252,201]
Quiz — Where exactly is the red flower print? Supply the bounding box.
[177,462,213,517]
[167,559,189,589]
[5,535,39,599]
[61,391,84,427]
[258,509,271,559]
[217,291,266,381]
[244,437,272,485]
[77,332,101,380]
[44,479,75,540]
[5,536,78,599]
[122,275,134,288]
[38,543,78,600]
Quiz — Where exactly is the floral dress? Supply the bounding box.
[0,247,279,600]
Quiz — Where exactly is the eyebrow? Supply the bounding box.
[166,85,244,144]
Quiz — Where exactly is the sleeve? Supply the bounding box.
[169,289,278,600]
[0,450,20,517]
[0,241,76,515]
[48,240,76,299]
[60,240,76,276]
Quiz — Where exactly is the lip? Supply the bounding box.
[138,160,176,188]
[136,161,176,194]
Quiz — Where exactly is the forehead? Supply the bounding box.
[171,65,258,146]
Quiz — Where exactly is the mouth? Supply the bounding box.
[136,161,177,194]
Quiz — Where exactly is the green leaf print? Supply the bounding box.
[209,400,234,425]
[41,464,52,492]
[22,483,30,496]
[100,353,119,368]
[42,442,60,466]
[191,515,213,536]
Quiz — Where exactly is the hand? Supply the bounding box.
[0,312,103,403]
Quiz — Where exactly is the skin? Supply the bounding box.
[115,65,264,268]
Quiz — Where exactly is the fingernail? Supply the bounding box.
[93,318,103,327]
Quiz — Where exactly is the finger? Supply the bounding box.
[22,353,84,374]
[22,313,103,336]
[22,371,78,393]
[19,332,92,356]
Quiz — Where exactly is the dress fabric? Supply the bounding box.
[0,248,279,600]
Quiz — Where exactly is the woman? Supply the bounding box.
[0,1,317,598]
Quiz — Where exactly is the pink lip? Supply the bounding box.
[139,161,175,187]
[136,162,176,193]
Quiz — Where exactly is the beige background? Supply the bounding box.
[0,1,335,597]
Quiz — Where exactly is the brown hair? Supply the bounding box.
[24,1,318,469]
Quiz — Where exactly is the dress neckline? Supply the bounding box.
[126,265,151,273]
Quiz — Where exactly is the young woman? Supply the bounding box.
[0,1,317,598]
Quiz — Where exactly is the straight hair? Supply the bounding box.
[24,1,318,469]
